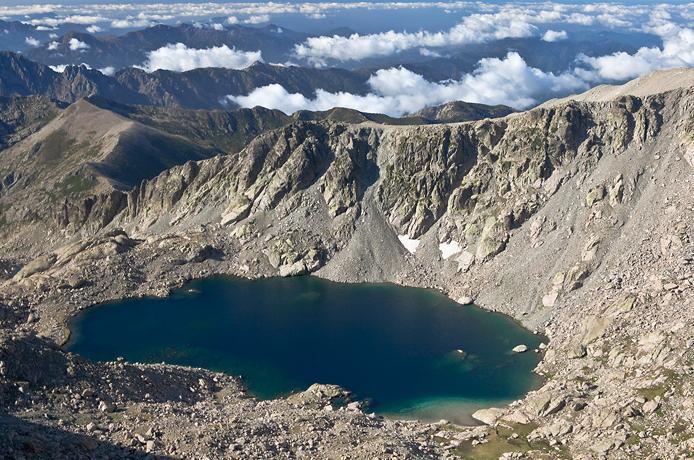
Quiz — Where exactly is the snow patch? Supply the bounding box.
[439,241,462,259]
[398,235,420,254]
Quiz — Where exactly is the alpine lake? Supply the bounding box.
[66,275,544,424]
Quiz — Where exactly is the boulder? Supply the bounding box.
[512,345,528,353]
[456,251,475,272]
[542,291,558,308]
[13,254,57,280]
[471,407,505,425]
[457,296,474,305]
[642,400,660,414]
[475,217,508,262]
[279,261,307,277]
[585,185,605,207]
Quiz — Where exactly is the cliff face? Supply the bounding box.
[110,89,671,269]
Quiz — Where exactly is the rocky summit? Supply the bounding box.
[0,68,692,459]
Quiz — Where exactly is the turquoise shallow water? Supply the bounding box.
[66,275,543,424]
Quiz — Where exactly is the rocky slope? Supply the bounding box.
[0,69,692,459]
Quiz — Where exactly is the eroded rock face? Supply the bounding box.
[91,89,674,275]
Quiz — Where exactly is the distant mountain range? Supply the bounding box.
[0,51,512,121]
[23,24,308,69]
[4,21,662,81]
[0,51,370,109]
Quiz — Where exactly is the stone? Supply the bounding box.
[573,402,587,411]
[564,263,590,291]
[457,296,474,305]
[59,273,87,289]
[581,315,611,345]
[512,345,528,353]
[347,402,361,411]
[567,343,587,359]
[542,291,558,307]
[542,398,566,416]
[502,410,531,425]
[279,261,307,277]
[642,400,660,414]
[608,174,624,207]
[475,217,508,262]
[455,251,475,272]
[586,185,605,207]
[220,198,252,226]
[98,400,115,413]
[13,253,57,280]
[471,407,505,425]
[582,237,600,262]
[145,440,157,453]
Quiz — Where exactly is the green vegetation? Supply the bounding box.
[56,175,97,197]
[453,422,567,460]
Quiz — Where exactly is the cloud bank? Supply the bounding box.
[229,27,693,116]
[228,52,587,116]
[140,43,262,72]
[576,26,693,81]
[294,12,537,65]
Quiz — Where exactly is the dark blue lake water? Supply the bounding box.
[66,276,543,424]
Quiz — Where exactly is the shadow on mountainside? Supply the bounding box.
[0,413,174,459]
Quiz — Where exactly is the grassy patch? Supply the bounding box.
[636,386,667,401]
[453,422,567,460]
[56,175,97,197]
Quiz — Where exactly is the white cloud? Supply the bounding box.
[419,48,441,58]
[26,15,106,28]
[294,12,538,65]
[68,38,89,51]
[140,43,262,72]
[244,14,270,24]
[86,25,102,33]
[228,52,587,116]
[47,41,59,50]
[211,23,224,31]
[50,63,93,73]
[25,36,40,47]
[99,66,115,76]
[49,64,69,73]
[111,18,154,29]
[542,30,568,42]
[576,26,693,81]
[227,16,239,25]
[228,24,694,116]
